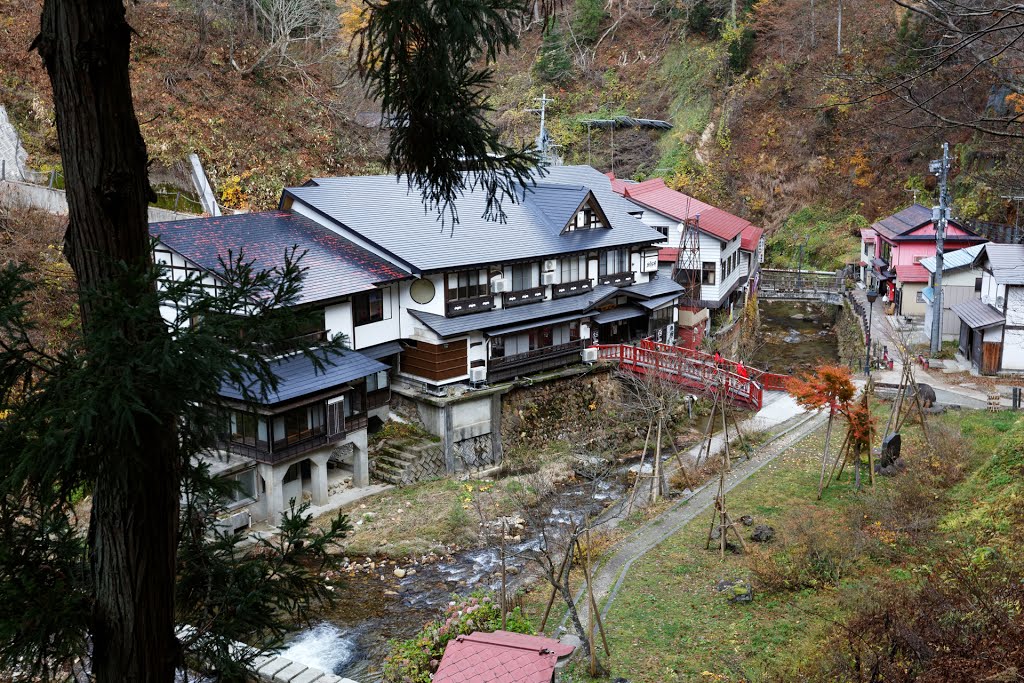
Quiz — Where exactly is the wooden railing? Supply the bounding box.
[598,271,635,287]
[504,286,546,307]
[551,278,593,299]
[639,339,791,391]
[446,293,494,317]
[594,342,763,409]
[488,339,586,381]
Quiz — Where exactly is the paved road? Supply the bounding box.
[559,409,827,633]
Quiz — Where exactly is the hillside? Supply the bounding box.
[1,0,1016,267]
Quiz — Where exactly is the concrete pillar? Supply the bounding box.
[258,462,287,526]
[349,429,369,487]
[309,453,331,506]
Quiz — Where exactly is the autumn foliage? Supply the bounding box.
[786,364,874,448]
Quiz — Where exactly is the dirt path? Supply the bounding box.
[559,409,827,632]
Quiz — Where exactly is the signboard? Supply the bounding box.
[642,254,659,272]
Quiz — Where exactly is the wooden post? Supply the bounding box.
[582,519,610,657]
[652,414,663,503]
[500,519,507,630]
[817,409,835,500]
[539,541,573,632]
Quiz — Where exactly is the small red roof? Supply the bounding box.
[658,246,679,262]
[740,224,763,252]
[607,175,755,242]
[895,264,930,283]
[434,631,575,683]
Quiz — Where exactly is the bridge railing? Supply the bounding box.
[593,342,763,409]
[638,339,791,392]
[758,268,844,294]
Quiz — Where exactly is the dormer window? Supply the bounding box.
[561,194,610,233]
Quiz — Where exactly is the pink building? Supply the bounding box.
[859,204,986,317]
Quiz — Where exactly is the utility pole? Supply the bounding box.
[929,143,950,355]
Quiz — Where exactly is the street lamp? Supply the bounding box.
[796,234,810,289]
[865,288,878,375]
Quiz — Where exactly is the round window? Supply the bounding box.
[409,278,436,304]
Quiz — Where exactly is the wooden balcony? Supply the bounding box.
[220,414,369,465]
[367,388,390,410]
[551,278,593,299]
[446,294,494,317]
[598,272,634,287]
[503,286,546,307]
[487,339,585,382]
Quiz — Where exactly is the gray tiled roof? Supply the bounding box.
[409,285,618,337]
[951,299,1005,330]
[522,183,592,235]
[984,243,1024,284]
[593,305,646,324]
[283,166,664,274]
[636,292,680,311]
[220,348,388,405]
[920,244,986,273]
[151,211,408,305]
[623,277,683,299]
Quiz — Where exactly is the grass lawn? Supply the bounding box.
[560,408,1019,682]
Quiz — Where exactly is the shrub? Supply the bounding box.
[749,509,863,593]
[571,0,607,44]
[534,23,573,84]
[382,591,534,682]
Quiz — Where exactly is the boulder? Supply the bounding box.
[751,525,775,543]
[740,515,754,527]
[715,578,753,603]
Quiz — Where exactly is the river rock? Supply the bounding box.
[751,525,775,543]
[393,568,406,578]
[384,590,398,596]
[740,515,754,526]
[406,568,416,576]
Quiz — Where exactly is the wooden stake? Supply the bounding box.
[539,541,573,632]
[817,410,835,500]
[652,415,663,504]
[582,519,610,656]
[500,519,507,630]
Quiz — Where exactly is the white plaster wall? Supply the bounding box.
[153,244,222,328]
[352,284,401,350]
[1006,287,1024,326]
[1004,328,1024,370]
[397,273,447,344]
[325,301,354,342]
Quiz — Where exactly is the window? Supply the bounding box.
[367,370,389,392]
[447,270,487,300]
[701,262,717,285]
[271,404,323,448]
[560,256,585,283]
[975,277,983,292]
[229,411,266,446]
[511,263,538,291]
[491,336,505,358]
[222,469,256,505]
[528,325,555,350]
[916,291,925,303]
[599,249,630,276]
[353,289,385,326]
[653,225,670,238]
[913,255,925,264]
[552,321,581,345]
[565,203,606,232]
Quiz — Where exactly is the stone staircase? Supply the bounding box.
[369,436,446,485]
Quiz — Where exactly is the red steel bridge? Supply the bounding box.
[593,339,790,410]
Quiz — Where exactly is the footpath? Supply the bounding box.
[560,393,824,633]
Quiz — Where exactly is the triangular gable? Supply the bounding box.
[561,191,611,234]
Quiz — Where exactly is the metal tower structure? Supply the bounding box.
[672,205,703,306]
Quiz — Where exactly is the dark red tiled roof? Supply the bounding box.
[434,631,575,683]
[895,264,930,283]
[150,211,409,305]
[871,203,984,244]
[608,175,754,242]
[740,224,763,252]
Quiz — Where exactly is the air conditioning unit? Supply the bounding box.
[543,259,558,272]
[469,366,487,383]
[492,279,510,293]
[542,271,559,286]
[582,347,599,363]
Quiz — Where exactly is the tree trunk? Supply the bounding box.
[33,1,180,681]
